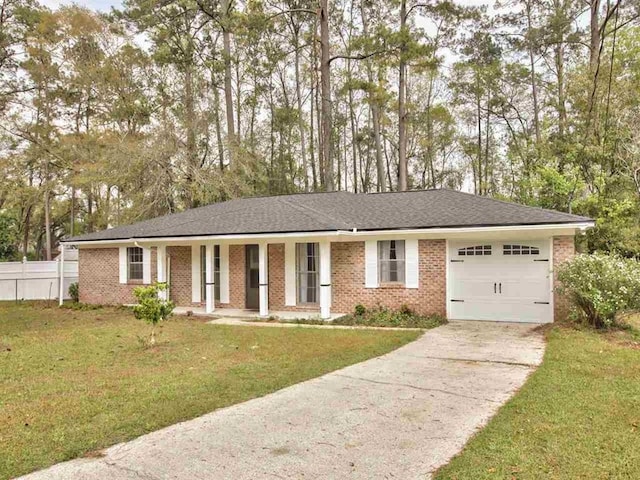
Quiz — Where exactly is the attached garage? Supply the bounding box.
[448,240,553,323]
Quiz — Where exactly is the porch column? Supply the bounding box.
[205,243,215,314]
[319,240,331,319]
[258,242,269,317]
[58,243,65,306]
[157,245,167,300]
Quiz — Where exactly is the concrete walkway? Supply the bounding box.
[21,321,545,480]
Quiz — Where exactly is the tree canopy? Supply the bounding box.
[0,0,638,260]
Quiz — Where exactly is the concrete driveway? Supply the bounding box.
[21,321,545,480]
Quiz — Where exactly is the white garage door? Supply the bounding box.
[449,240,552,323]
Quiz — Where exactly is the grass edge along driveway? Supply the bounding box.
[434,324,640,480]
[0,302,421,479]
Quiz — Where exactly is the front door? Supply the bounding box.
[245,245,260,310]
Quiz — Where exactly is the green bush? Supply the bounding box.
[132,283,174,346]
[354,304,367,316]
[557,253,640,328]
[68,282,79,303]
[335,306,447,329]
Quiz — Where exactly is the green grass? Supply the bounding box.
[0,302,419,479]
[434,324,640,480]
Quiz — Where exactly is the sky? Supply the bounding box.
[40,0,123,11]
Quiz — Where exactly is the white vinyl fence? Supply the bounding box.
[0,258,78,301]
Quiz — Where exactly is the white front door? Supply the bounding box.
[448,240,552,323]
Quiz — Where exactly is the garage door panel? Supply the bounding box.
[450,301,549,323]
[449,240,552,323]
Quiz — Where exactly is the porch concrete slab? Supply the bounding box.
[20,321,545,480]
[173,306,345,321]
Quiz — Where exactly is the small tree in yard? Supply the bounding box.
[557,253,640,328]
[133,283,174,346]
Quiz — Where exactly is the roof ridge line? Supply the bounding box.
[277,197,353,230]
[444,189,586,219]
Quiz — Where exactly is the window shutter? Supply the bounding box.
[284,242,296,306]
[365,240,378,288]
[219,244,230,304]
[143,248,151,284]
[405,239,419,289]
[118,247,127,284]
[191,245,201,303]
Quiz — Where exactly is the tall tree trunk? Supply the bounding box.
[222,0,235,164]
[397,0,408,191]
[360,0,385,192]
[589,0,601,72]
[476,74,482,195]
[44,182,51,261]
[22,205,32,258]
[555,42,566,139]
[310,57,318,190]
[213,79,225,170]
[426,72,436,188]
[184,64,198,207]
[525,0,541,146]
[348,69,358,192]
[70,187,75,236]
[294,28,309,192]
[319,0,334,191]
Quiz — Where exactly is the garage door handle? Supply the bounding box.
[499,283,502,293]
[494,282,496,293]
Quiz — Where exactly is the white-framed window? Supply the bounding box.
[200,245,221,301]
[296,242,319,304]
[503,244,540,255]
[127,247,144,281]
[378,240,405,284]
[458,245,492,256]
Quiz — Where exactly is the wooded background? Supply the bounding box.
[1,0,638,261]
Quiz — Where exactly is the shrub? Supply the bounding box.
[132,283,174,346]
[354,304,367,316]
[399,304,413,315]
[68,282,79,303]
[557,253,640,328]
[335,306,447,329]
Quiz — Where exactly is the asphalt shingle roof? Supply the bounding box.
[67,189,592,242]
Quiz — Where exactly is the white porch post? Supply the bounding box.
[319,240,331,319]
[205,243,215,314]
[58,244,65,306]
[258,242,269,317]
[157,245,167,300]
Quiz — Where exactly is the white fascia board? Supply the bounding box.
[64,222,594,247]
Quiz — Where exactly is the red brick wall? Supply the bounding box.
[268,244,285,308]
[167,246,192,306]
[553,235,576,321]
[227,244,246,309]
[331,240,447,316]
[78,247,157,305]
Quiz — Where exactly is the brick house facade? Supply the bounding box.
[78,236,574,320]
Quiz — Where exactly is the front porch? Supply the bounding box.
[155,240,333,319]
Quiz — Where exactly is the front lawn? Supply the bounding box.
[434,325,640,479]
[0,302,419,479]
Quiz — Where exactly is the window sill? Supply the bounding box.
[127,279,144,285]
[378,282,406,289]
